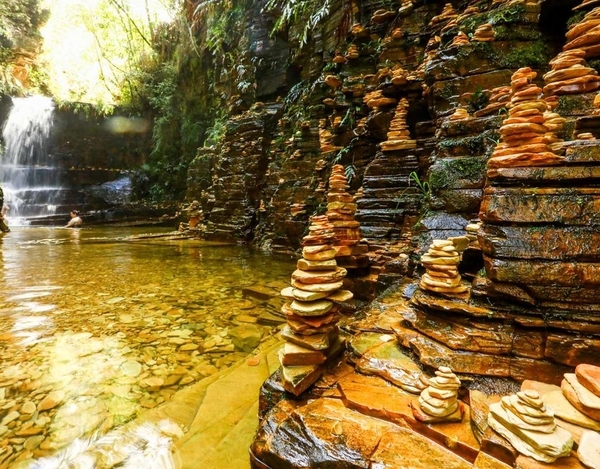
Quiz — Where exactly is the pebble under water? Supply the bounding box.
[0,226,293,467]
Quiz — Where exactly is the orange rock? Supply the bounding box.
[487,152,563,168]
[499,123,547,136]
[564,24,600,50]
[576,363,600,397]
[566,19,600,42]
[492,143,551,157]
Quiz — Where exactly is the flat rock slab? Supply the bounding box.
[338,372,480,462]
[251,397,474,469]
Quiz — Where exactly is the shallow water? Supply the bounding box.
[0,227,294,466]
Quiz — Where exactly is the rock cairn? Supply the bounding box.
[562,364,600,422]
[429,3,458,29]
[449,107,470,120]
[564,6,600,58]
[488,67,564,169]
[543,49,600,96]
[465,220,481,249]
[471,23,495,42]
[419,239,467,295]
[326,165,369,269]
[380,98,416,151]
[451,31,470,47]
[488,390,573,463]
[412,366,464,422]
[474,85,510,117]
[279,215,352,395]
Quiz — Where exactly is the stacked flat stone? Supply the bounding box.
[412,366,464,423]
[543,110,566,145]
[488,390,573,463]
[564,6,600,59]
[543,49,600,95]
[474,85,510,117]
[391,66,409,86]
[279,215,352,395]
[449,107,470,120]
[455,5,480,24]
[419,239,467,295]
[451,31,470,46]
[561,364,600,422]
[319,119,342,156]
[472,23,495,42]
[326,165,360,247]
[363,90,397,109]
[465,220,481,248]
[380,98,416,151]
[488,67,564,169]
[429,3,457,28]
[414,35,441,78]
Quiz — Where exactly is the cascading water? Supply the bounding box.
[1,96,58,221]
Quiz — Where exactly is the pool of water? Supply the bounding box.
[0,226,294,466]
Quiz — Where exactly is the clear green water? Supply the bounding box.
[0,227,294,465]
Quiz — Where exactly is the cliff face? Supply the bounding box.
[189,0,571,253]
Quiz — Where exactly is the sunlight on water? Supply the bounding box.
[0,226,294,467]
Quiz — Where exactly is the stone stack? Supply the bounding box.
[564,6,600,59]
[488,390,573,463]
[543,110,566,145]
[471,23,495,42]
[419,239,467,295]
[465,220,481,248]
[412,366,464,422]
[380,98,416,151]
[543,49,600,96]
[474,85,510,117]
[451,31,470,47]
[429,3,458,29]
[562,364,600,422]
[326,165,369,269]
[449,107,470,120]
[279,215,351,395]
[488,67,564,169]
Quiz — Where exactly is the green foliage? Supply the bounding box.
[471,40,552,69]
[264,0,332,46]
[0,0,48,95]
[409,171,430,201]
[566,11,586,29]
[464,86,489,113]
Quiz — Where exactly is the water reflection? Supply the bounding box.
[0,227,293,467]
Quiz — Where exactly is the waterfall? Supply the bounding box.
[1,96,58,220]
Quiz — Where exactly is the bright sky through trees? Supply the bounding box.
[40,0,178,107]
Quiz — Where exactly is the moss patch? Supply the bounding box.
[429,157,487,192]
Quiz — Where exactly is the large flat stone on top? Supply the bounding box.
[576,364,600,398]
[291,267,347,284]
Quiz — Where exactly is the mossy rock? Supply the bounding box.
[555,94,596,117]
[429,157,487,193]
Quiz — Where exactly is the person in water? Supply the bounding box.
[0,186,9,233]
[65,210,82,228]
